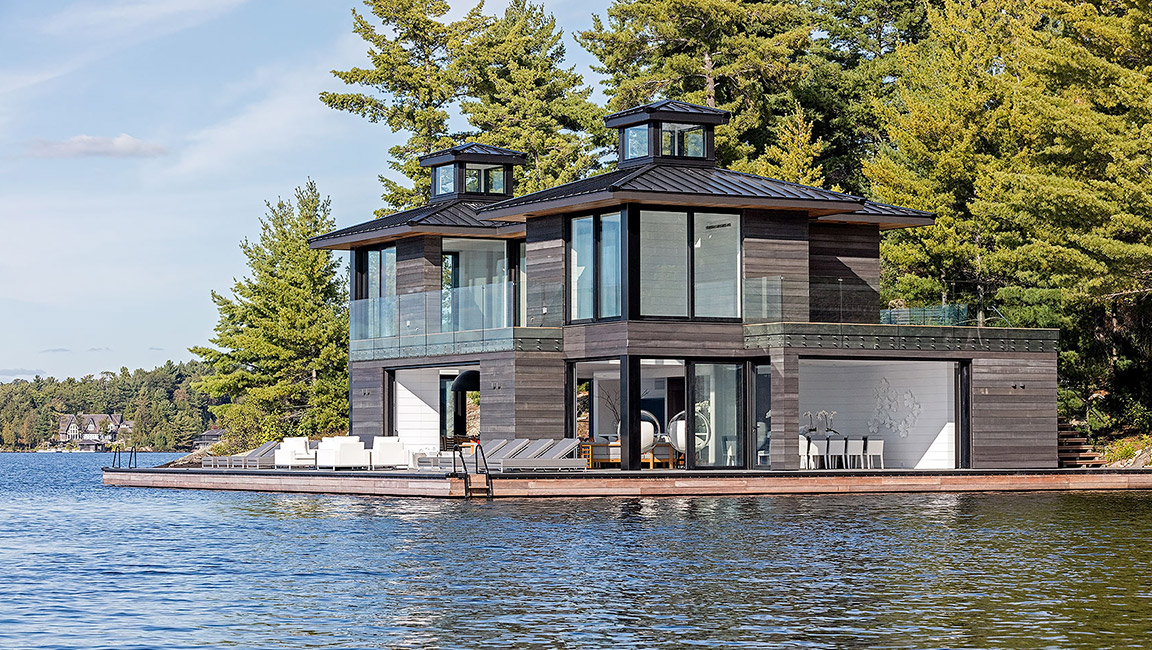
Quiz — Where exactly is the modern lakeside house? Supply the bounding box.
[309,99,1059,474]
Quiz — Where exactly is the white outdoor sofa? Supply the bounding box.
[369,436,408,470]
[315,436,371,470]
[273,437,316,469]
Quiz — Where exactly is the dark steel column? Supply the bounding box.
[619,354,642,470]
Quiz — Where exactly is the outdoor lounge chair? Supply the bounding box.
[201,440,279,469]
[316,436,371,470]
[498,438,587,472]
[273,436,316,469]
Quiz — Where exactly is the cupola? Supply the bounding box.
[418,143,528,203]
[604,99,730,169]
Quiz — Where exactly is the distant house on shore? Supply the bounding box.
[58,414,133,450]
[193,427,225,450]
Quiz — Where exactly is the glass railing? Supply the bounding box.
[351,281,541,358]
[744,275,899,325]
[881,304,970,326]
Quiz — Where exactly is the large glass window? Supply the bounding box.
[661,123,705,157]
[693,212,740,318]
[569,216,594,321]
[599,212,622,319]
[517,241,527,327]
[624,125,649,160]
[434,165,454,195]
[640,210,689,317]
[441,238,508,331]
[569,212,622,322]
[355,246,397,339]
[692,362,743,468]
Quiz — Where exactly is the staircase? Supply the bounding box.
[1058,420,1106,468]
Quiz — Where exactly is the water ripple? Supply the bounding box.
[1,454,1151,648]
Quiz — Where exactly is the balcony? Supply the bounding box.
[350,281,561,360]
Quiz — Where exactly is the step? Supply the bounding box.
[1058,444,1094,451]
[1058,437,1088,444]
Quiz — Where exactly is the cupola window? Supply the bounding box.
[624,125,650,160]
[661,122,705,158]
[433,165,455,196]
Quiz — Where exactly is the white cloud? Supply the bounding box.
[42,0,249,41]
[158,33,377,181]
[24,134,167,158]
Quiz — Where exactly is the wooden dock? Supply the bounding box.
[102,467,1152,499]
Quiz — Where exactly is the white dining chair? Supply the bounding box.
[808,437,828,469]
[798,434,810,469]
[864,439,885,469]
[826,437,847,469]
[845,439,865,469]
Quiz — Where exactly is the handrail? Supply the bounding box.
[473,442,494,499]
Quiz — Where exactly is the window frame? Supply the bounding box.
[565,210,625,325]
[634,205,742,322]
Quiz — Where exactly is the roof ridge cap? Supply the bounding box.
[713,166,865,203]
[609,164,657,190]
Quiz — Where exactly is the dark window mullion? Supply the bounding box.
[592,212,601,320]
[685,360,696,470]
[686,210,696,319]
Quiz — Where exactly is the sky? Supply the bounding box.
[0,0,611,382]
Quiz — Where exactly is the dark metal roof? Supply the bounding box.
[418,142,528,167]
[850,200,934,219]
[604,99,731,128]
[308,200,498,247]
[478,164,864,218]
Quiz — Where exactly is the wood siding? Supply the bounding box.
[768,348,801,470]
[969,355,1058,469]
[395,236,441,294]
[808,223,880,323]
[525,214,564,327]
[349,363,384,439]
[563,321,745,359]
[743,210,809,322]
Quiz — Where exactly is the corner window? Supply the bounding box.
[639,209,740,319]
[661,123,705,157]
[569,212,623,322]
[433,165,455,195]
[624,125,649,160]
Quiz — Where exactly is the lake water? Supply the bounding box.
[2,453,1151,649]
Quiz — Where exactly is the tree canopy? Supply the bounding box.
[191,180,349,451]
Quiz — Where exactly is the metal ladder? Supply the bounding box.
[453,443,494,499]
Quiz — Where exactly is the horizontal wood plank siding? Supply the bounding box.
[808,223,880,323]
[743,209,809,322]
[563,321,745,359]
[526,214,564,327]
[970,355,1058,468]
[349,363,384,439]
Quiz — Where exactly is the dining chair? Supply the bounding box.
[845,438,865,469]
[808,437,828,469]
[864,438,885,469]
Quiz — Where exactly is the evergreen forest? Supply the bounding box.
[2,0,1147,452]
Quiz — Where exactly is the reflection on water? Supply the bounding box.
[1,453,1151,648]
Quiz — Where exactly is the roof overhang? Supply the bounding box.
[309,223,526,250]
[480,191,863,222]
[815,213,936,230]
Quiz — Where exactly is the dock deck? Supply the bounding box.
[102,466,1152,498]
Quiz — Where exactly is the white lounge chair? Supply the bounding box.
[316,436,371,470]
[369,436,408,470]
[273,437,316,469]
[499,438,587,472]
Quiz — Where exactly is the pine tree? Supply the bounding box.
[735,102,829,187]
[869,0,1152,432]
[320,0,486,211]
[577,0,813,166]
[459,0,605,194]
[191,180,349,450]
